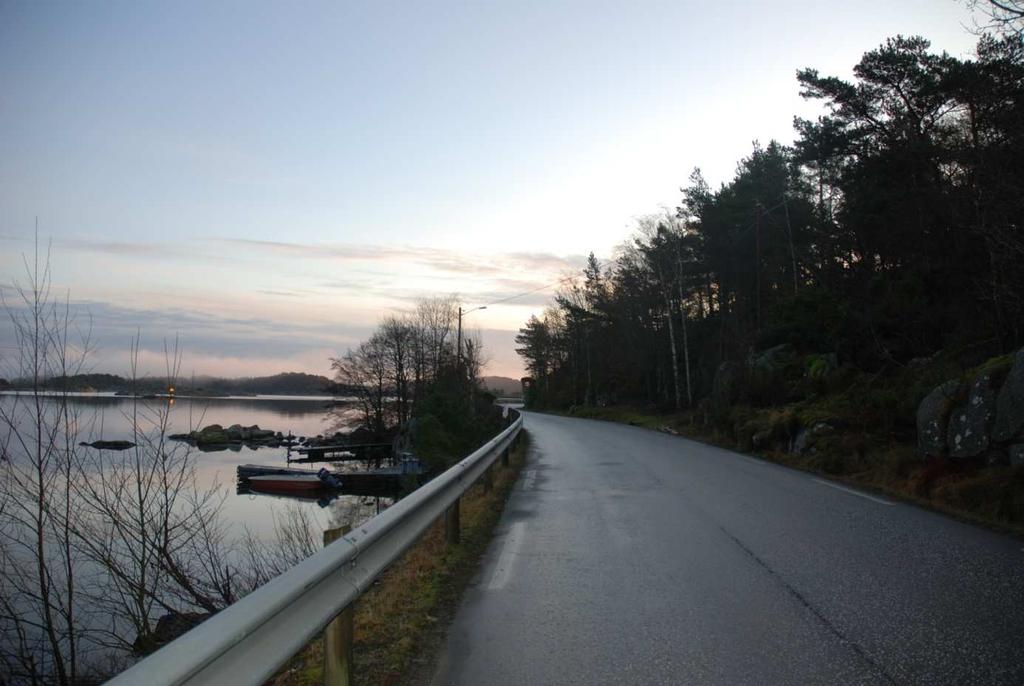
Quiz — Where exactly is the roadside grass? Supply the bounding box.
[268,434,529,686]
[552,404,1024,536]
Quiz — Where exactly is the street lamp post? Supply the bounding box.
[457,305,487,369]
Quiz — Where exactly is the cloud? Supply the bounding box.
[256,289,306,298]
[56,237,223,262]
[221,238,587,278]
[0,239,565,380]
[0,297,376,377]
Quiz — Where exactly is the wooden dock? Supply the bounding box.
[287,442,393,464]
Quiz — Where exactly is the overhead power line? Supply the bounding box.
[482,272,583,308]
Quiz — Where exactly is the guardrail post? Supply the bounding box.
[445,499,460,545]
[323,526,354,686]
[482,465,493,493]
[501,444,510,467]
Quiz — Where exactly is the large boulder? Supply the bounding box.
[750,343,797,372]
[993,348,1024,443]
[792,422,834,455]
[947,372,999,458]
[917,381,965,457]
[248,425,275,440]
[194,424,229,445]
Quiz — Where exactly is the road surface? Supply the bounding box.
[428,411,1024,685]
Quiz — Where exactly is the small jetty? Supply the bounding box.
[287,442,392,465]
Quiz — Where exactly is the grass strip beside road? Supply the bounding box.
[269,433,529,686]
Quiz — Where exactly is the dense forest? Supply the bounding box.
[517,33,1024,414]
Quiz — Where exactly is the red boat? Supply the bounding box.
[237,464,342,493]
[246,473,329,492]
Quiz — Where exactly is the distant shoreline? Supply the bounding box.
[0,390,356,402]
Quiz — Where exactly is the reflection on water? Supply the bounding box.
[0,392,377,539]
[0,390,397,679]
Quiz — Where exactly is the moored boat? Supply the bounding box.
[246,473,330,492]
[237,464,342,491]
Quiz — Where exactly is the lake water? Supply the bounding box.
[0,392,387,541]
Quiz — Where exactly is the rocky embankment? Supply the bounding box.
[917,348,1024,466]
[703,342,1024,467]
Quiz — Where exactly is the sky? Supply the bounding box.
[0,1,986,379]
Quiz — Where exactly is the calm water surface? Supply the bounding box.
[1,392,381,540]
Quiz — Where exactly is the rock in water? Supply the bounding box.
[947,372,999,458]
[917,380,964,457]
[195,424,229,445]
[993,348,1024,443]
[79,440,136,450]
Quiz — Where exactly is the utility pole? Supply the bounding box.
[783,196,798,295]
[755,200,762,332]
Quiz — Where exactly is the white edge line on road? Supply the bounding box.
[486,521,525,591]
[521,469,537,490]
[812,478,894,506]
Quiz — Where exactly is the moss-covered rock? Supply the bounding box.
[948,372,999,459]
[917,381,965,457]
[194,424,229,445]
[993,349,1024,443]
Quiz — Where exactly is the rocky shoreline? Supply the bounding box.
[169,423,391,451]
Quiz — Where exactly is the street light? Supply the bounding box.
[457,305,487,368]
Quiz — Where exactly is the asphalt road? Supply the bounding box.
[428,411,1024,685]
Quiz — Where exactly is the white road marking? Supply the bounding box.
[813,478,894,506]
[521,469,537,490]
[486,521,525,591]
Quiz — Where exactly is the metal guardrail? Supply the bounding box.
[107,410,524,686]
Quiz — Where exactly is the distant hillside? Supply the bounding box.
[482,376,522,397]
[186,372,334,396]
[8,372,335,396]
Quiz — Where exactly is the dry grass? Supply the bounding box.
[268,435,529,686]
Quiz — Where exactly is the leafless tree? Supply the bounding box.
[236,505,319,590]
[966,0,1024,37]
[381,317,415,426]
[331,334,390,434]
[71,338,236,655]
[0,236,92,685]
[415,295,458,378]
[1,240,243,681]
